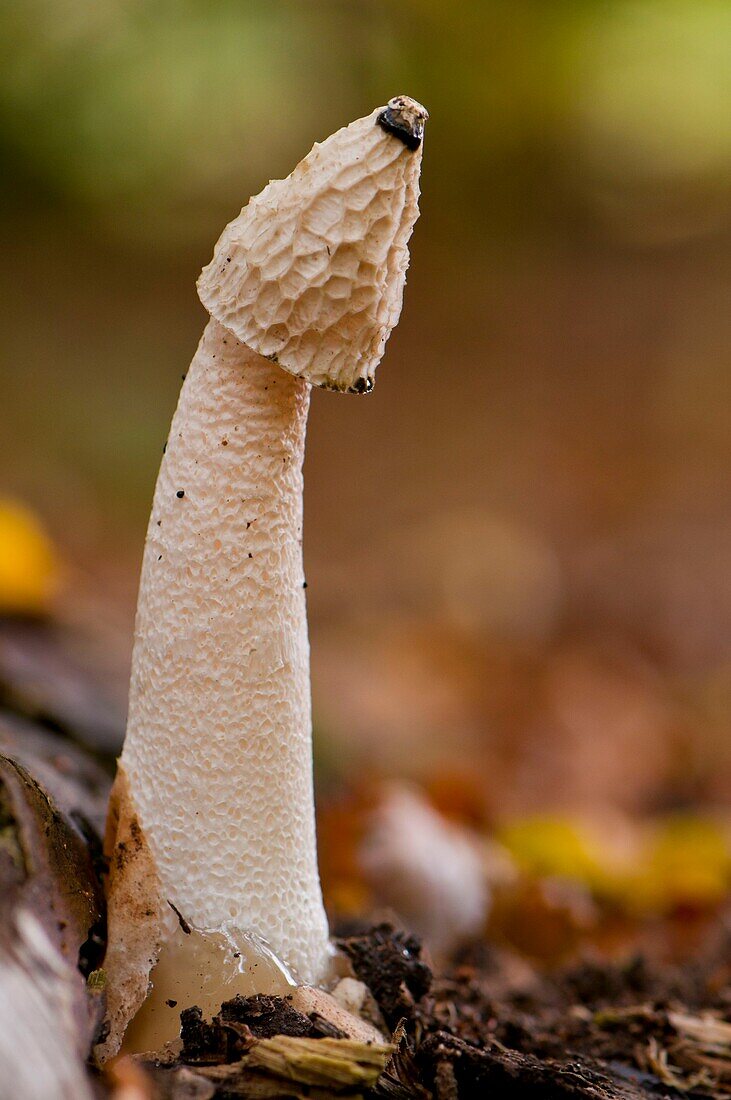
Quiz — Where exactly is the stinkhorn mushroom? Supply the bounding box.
[100,96,427,1058]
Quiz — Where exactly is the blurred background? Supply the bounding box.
[1,0,730,963]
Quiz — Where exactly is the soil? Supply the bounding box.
[141,922,731,1099]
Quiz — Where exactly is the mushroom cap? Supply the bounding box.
[197,96,427,393]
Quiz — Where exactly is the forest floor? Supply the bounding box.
[142,922,731,1099]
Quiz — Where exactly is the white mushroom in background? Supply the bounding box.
[359,784,491,957]
[100,96,427,1058]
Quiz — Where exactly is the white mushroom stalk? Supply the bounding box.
[100,96,427,1059]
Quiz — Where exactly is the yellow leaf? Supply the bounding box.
[0,499,59,616]
[498,817,609,891]
[634,816,731,911]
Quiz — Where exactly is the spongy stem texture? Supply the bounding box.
[119,317,328,983]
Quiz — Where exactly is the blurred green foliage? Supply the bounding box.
[1,0,729,249]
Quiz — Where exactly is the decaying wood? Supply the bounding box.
[244,1034,393,1087]
[143,1033,393,1099]
[0,750,106,1099]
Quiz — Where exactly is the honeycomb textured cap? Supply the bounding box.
[197,98,426,393]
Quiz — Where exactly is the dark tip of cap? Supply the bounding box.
[377,95,428,151]
[349,375,374,395]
